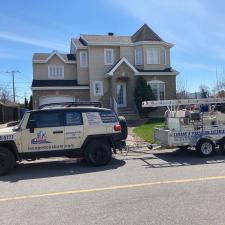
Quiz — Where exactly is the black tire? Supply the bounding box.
[196,139,215,157]
[84,139,112,166]
[118,116,128,139]
[0,147,15,176]
[219,138,225,155]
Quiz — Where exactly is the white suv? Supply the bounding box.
[0,106,126,175]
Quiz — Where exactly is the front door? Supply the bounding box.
[21,111,65,152]
[117,83,127,107]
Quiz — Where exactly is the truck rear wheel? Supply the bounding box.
[196,139,215,157]
[0,147,15,176]
[84,140,112,166]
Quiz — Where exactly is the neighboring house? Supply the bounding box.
[32,24,179,117]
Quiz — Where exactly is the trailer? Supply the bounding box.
[142,98,225,156]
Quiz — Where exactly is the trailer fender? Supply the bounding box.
[196,136,215,146]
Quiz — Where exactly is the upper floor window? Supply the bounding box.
[135,47,143,65]
[162,48,167,65]
[146,47,160,64]
[147,80,165,100]
[93,81,103,96]
[80,51,88,68]
[48,65,64,79]
[104,49,114,65]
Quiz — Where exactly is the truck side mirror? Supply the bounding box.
[29,120,36,133]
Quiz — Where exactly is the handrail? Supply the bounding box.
[113,98,118,115]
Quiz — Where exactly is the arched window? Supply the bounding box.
[147,80,165,100]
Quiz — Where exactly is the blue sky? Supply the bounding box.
[0,0,225,102]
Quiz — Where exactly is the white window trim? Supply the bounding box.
[162,48,167,65]
[134,47,142,65]
[104,49,114,65]
[48,65,64,79]
[80,51,88,68]
[147,80,165,100]
[146,47,160,65]
[93,81,103,96]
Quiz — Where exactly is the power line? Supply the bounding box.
[5,70,20,102]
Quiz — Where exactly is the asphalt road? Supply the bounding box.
[1,148,225,225]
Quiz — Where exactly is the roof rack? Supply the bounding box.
[38,101,102,109]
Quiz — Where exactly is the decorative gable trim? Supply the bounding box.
[106,57,138,76]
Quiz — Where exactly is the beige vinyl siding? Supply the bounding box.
[76,50,89,85]
[88,46,120,101]
[120,46,135,65]
[33,55,77,80]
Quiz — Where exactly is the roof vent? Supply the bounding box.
[108,32,114,36]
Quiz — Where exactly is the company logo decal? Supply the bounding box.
[31,131,51,144]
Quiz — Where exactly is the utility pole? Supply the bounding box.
[5,70,20,102]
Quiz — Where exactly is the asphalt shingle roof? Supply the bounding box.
[80,34,132,44]
[32,80,79,87]
[33,53,76,61]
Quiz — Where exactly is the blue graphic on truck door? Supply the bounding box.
[31,131,51,144]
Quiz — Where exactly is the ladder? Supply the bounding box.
[142,98,225,108]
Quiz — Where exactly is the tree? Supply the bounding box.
[0,86,11,103]
[176,76,189,99]
[199,85,209,98]
[24,97,29,108]
[28,95,33,110]
[134,76,155,113]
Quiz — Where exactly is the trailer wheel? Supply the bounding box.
[219,139,225,155]
[196,138,215,157]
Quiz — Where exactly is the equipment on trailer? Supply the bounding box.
[142,98,225,157]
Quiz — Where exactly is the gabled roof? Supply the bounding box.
[106,57,138,76]
[71,38,88,48]
[33,51,76,64]
[131,24,163,42]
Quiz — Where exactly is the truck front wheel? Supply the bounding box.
[84,140,112,166]
[196,139,215,157]
[0,147,15,176]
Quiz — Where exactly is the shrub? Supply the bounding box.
[134,76,155,113]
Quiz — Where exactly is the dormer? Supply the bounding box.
[132,24,173,70]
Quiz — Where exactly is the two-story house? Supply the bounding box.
[32,24,179,117]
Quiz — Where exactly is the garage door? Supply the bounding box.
[39,96,75,107]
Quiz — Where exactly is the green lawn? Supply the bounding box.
[133,118,165,143]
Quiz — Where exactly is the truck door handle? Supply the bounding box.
[53,130,63,134]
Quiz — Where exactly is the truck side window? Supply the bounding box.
[64,111,83,126]
[99,111,117,123]
[27,111,62,128]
